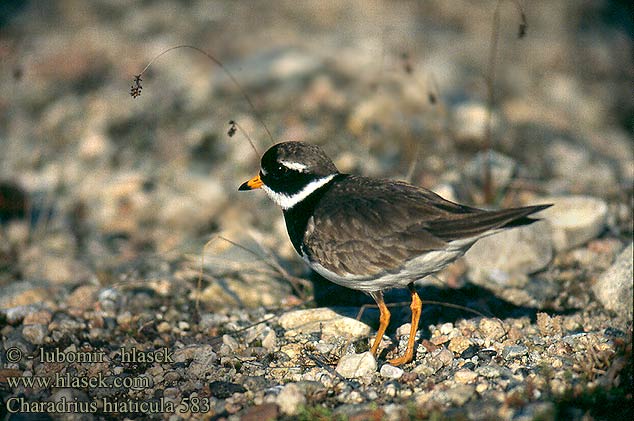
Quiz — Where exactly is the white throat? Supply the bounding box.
[262,174,336,210]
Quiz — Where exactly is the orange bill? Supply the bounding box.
[238,174,263,191]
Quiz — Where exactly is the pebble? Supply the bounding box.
[222,334,240,351]
[157,321,171,333]
[276,383,306,416]
[446,385,475,406]
[380,364,404,379]
[478,319,506,340]
[439,323,454,335]
[431,334,450,345]
[278,308,371,341]
[464,150,517,192]
[66,285,99,312]
[477,365,503,379]
[261,329,277,350]
[23,310,53,326]
[502,345,529,360]
[452,101,499,144]
[476,382,489,393]
[209,381,246,399]
[0,282,49,309]
[3,305,43,325]
[437,348,454,366]
[465,220,552,285]
[460,345,480,359]
[21,324,47,344]
[97,288,121,313]
[241,403,280,421]
[539,196,608,251]
[454,369,478,384]
[536,312,563,337]
[448,336,472,354]
[592,243,633,318]
[413,363,437,377]
[335,352,377,379]
[173,345,217,378]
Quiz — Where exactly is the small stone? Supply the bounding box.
[539,196,608,251]
[0,282,49,309]
[477,365,503,378]
[477,349,497,364]
[413,363,437,377]
[437,348,454,366]
[478,318,506,340]
[50,388,90,407]
[348,407,387,421]
[174,345,217,378]
[116,312,132,328]
[163,387,180,400]
[460,345,480,359]
[502,345,528,360]
[465,150,517,191]
[261,329,277,350]
[448,336,472,354]
[241,403,280,421]
[222,334,239,351]
[335,352,377,378]
[157,321,171,333]
[454,369,478,384]
[476,382,489,393]
[452,101,500,144]
[396,323,412,337]
[278,308,371,341]
[446,385,475,406]
[431,334,450,345]
[209,381,246,399]
[421,339,440,353]
[507,326,523,342]
[536,312,563,336]
[23,310,52,326]
[22,324,47,344]
[276,383,306,416]
[66,285,99,312]
[439,323,454,335]
[592,243,633,318]
[380,364,404,379]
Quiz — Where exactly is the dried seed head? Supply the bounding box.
[227,120,237,137]
[130,74,143,98]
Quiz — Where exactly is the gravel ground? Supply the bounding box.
[0,1,632,420]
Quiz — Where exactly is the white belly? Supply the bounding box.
[302,241,473,292]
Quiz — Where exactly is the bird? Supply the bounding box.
[239,141,551,366]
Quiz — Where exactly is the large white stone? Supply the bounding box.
[592,243,633,318]
[335,352,377,378]
[465,220,553,285]
[278,308,371,341]
[539,196,608,251]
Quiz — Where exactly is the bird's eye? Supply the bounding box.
[277,165,287,173]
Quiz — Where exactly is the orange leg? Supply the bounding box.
[368,291,390,357]
[389,284,422,366]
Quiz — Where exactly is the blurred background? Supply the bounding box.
[0,2,632,419]
[0,0,632,310]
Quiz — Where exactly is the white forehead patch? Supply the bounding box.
[280,160,308,172]
[262,174,335,210]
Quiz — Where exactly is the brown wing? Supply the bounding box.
[304,176,462,277]
[304,175,550,277]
